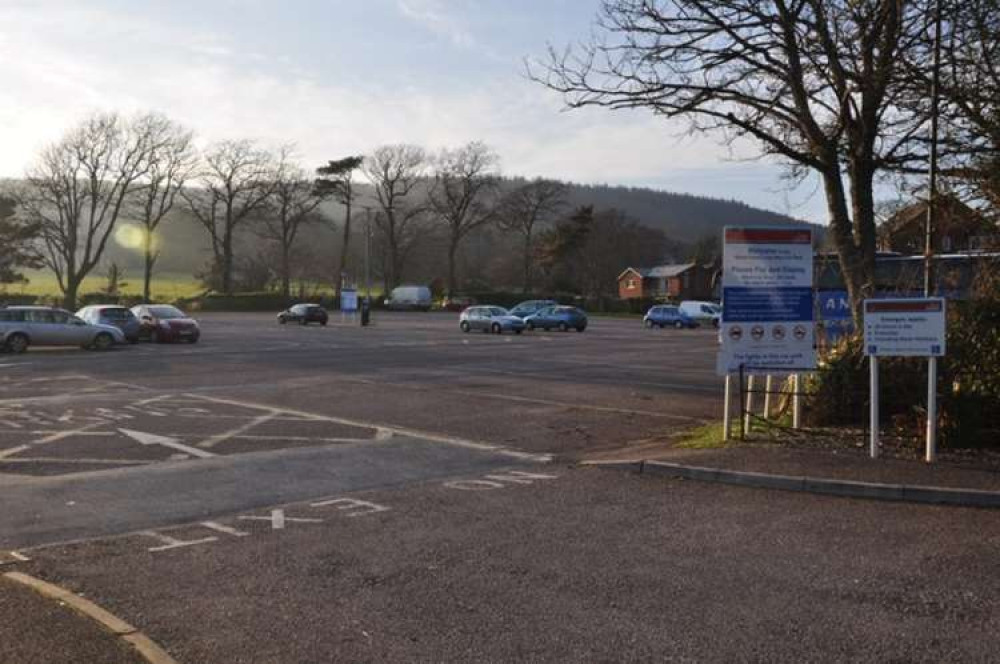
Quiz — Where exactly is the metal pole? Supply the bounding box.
[365,208,372,304]
[744,374,755,437]
[792,373,802,429]
[926,357,938,462]
[924,0,942,297]
[870,358,880,459]
[763,375,773,419]
[723,374,732,441]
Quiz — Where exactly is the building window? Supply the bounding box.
[626,278,636,290]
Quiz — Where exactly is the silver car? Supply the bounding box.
[459,306,526,334]
[0,306,126,353]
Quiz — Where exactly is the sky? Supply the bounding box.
[0,0,828,223]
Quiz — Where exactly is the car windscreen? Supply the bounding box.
[149,306,186,319]
[99,308,134,321]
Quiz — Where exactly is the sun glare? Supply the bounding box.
[114,224,150,251]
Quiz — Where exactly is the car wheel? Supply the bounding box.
[321,321,327,327]
[515,329,522,335]
[187,336,199,344]
[675,321,684,329]
[279,317,286,325]
[558,322,569,332]
[713,319,720,329]
[576,326,585,333]
[644,319,653,328]
[92,332,114,351]
[526,321,535,331]
[460,321,470,333]
[300,319,307,326]
[150,329,160,344]
[492,323,502,335]
[6,333,29,354]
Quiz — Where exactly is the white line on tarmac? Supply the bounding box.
[195,412,280,449]
[200,521,250,537]
[0,456,151,466]
[187,393,551,462]
[0,445,30,460]
[118,429,217,459]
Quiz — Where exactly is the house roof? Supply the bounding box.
[617,264,695,281]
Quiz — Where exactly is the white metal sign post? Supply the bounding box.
[863,298,946,461]
[718,227,815,438]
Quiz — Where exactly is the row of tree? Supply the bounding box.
[532,0,1000,323]
[1,112,685,307]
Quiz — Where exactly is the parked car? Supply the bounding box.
[278,303,328,326]
[76,305,141,343]
[508,299,558,319]
[644,305,699,329]
[131,304,200,343]
[523,305,588,332]
[459,306,526,334]
[439,295,477,312]
[384,285,433,311]
[0,306,125,353]
[679,301,722,328]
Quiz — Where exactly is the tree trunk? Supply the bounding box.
[281,244,291,300]
[522,231,533,294]
[222,230,234,295]
[820,166,870,327]
[336,201,352,306]
[446,238,459,297]
[63,277,80,311]
[143,229,154,303]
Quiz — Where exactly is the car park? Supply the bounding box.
[278,303,329,326]
[459,306,526,334]
[0,305,125,353]
[384,285,433,311]
[508,299,558,319]
[76,304,141,343]
[644,305,699,329]
[679,300,722,328]
[523,305,588,332]
[131,304,200,343]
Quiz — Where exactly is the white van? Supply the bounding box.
[384,285,433,311]
[679,301,722,328]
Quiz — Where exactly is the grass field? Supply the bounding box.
[5,270,203,302]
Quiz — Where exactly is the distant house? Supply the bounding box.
[617,263,715,301]
[879,196,997,254]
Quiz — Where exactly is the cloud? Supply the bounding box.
[396,0,476,48]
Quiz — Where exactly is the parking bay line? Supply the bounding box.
[187,393,551,462]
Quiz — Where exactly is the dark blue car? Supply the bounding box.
[643,305,698,329]
[523,306,588,332]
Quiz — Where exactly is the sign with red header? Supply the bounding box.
[718,226,816,375]
[863,297,946,357]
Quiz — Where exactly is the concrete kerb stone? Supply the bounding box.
[2,571,180,664]
[581,459,1000,508]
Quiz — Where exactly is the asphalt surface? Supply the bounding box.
[3,312,998,662]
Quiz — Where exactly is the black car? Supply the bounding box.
[278,304,328,326]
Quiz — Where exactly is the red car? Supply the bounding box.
[130,304,200,343]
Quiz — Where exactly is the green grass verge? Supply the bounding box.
[674,422,729,449]
[7,270,203,301]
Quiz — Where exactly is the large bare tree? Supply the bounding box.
[0,196,41,287]
[428,142,501,296]
[16,112,155,308]
[183,140,276,294]
[315,155,365,302]
[498,178,568,294]
[363,144,428,291]
[256,149,328,299]
[129,114,196,302]
[532,1,930,322]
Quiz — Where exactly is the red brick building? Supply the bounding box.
[617,263,715,301]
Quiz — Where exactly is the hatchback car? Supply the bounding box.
[131,304,200,343]
[644,305,699,329]
[508,299,558,319]
[0,306,125,353]
[77,305,141,343]
[523,306,588,332]
[459,306,526,334]
[278,303,329,326]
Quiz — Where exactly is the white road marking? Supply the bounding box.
[118,428,217,459]
[141,530,217,552]
[0,445,30,460]
[188,393,552,462]
[200,521,250,537]
[237,509,322,530]
[0,456,150,466]
[9,551,31,562]
[444,479,505,490]
[195,412,281,449]
[309,497,390,516]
